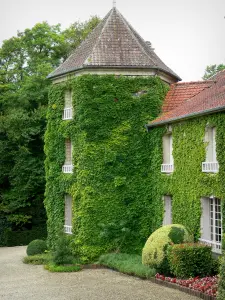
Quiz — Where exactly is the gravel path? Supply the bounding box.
[0,246,199,300]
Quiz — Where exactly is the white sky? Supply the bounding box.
[0,0,225,81]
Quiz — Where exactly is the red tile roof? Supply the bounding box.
[48,8,181,81]
[148,70,225,127]
[162,81,214,113]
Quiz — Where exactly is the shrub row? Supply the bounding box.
[167,243,213,278]
[5,226,47,247]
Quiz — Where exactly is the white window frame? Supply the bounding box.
[62,90,73,120]
[62,139,73,173]
[163,195,172,225]
[202,127,219,173]
[161,129,174,173]
[64,194,73,234]
[199,196,222,254]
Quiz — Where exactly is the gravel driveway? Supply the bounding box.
[0,246,199,300]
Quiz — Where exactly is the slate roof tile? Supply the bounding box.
[48,8,180,80]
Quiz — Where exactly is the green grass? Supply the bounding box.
[98,253,156,278]
[45,264,81,272]
[23,252,82,272]
[23,253,52,265]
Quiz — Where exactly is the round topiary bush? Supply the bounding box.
[26,239,47,256]
[142,224,192,274]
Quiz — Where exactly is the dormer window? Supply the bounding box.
[161,129,174,173]
[202,127,218,173]
[63,90,73,120]
[62,139,73,173]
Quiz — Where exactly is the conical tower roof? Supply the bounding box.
[48,8,181,81]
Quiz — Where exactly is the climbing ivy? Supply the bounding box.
[44,74,168,260]
[150,114,225,239]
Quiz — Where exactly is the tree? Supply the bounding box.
[0,16,100,245]
[203,64,225,80]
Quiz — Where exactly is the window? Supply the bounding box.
[200,196,222,254]
[62,139,73,173]
[161,130,174,173]
[202,127,218,173]
[64,194,73,234]
[62,90,73,120]
[163,195,172,225]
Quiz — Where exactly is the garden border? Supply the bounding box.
[150,278,216,300]
[81,264,216,300]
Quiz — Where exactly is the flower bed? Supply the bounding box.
[155,273,218,299]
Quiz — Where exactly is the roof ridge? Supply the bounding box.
[176,80,215,85]
[208,68,225,80]
[115,9,157,65]
[84,8,114,65]
[47,11,112,77]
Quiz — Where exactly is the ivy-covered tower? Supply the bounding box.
[45,7,180,259]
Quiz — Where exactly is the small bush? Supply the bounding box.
[217,254,225,300]
[45,264,81,272]
[23,253,52,265]
[52,233,74,265]
[142,224,192,274]
[167,243,213,278]
[211,257,220,275]
[99,253,156,278]
[26,239,47,256]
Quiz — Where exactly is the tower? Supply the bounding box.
[45,7,180,258]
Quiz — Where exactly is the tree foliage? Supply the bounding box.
[202,64,225,80]
[0,17,100,245]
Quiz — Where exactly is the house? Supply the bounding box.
[44,5,224,259]
[146,70,225,254]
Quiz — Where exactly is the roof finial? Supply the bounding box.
[113,0,116,8]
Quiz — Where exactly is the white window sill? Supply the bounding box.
[64,225,72,234]
[199,238,222,254]
[62,164,73,173]
[161,164,174,173]
[62,107,73,120]
[202,162,219,173]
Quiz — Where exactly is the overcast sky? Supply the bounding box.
[0,0,225,81]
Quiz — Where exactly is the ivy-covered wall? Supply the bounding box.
[44,74,168,260]
[150,114,225,239]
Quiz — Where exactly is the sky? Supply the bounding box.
[0,0,225,81]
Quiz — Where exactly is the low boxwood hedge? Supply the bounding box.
[167,243,213,278]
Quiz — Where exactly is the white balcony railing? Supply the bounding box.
[62,164,73,174]
[199,238,222,254]
[62,107,73,120]
[202,162,219,173]
[161,164,174,173]
[64,225,72,234]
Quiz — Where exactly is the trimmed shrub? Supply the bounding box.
[26,239,47,256]
[142,224,192,274]
[218,254,225,300]
[167,243,213,278]
[23,253,52,265]
[52,233,74,265]
[45,264,81,272]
